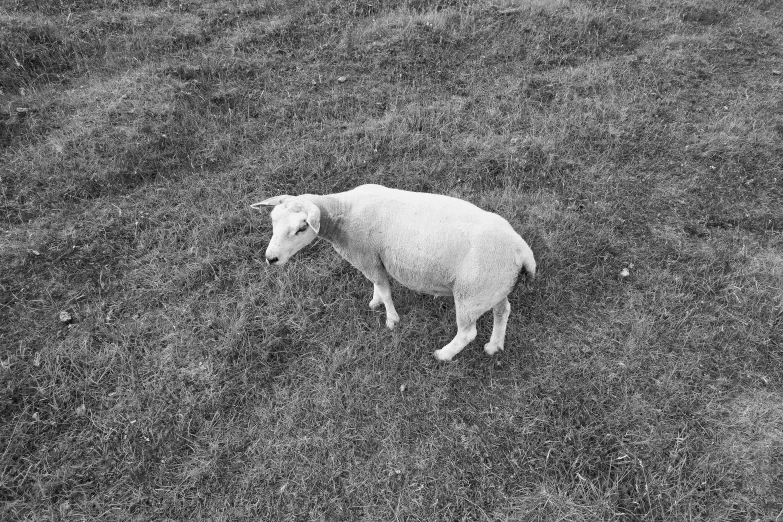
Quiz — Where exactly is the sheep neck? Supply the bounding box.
[302,194,346,244]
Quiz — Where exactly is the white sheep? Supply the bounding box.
[251,184,536,361]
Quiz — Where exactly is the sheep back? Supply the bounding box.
[309,185,532,299]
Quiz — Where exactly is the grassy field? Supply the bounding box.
[1,0,782,519]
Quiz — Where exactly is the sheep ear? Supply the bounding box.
[306,205,320,234]
[250,195,290,211]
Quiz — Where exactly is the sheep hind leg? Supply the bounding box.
[484,297,510,356]
[433,306,478,362]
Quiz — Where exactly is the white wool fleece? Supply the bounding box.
[253,184,536,361]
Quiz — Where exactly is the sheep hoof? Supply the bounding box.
[433,348,455,362]
[484,342,503,356]
[385,316,399,329]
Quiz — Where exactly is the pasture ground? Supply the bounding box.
[1,0,782,519]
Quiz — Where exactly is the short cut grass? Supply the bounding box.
[1,0,782,520]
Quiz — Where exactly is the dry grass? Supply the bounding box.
[2,0,782,520]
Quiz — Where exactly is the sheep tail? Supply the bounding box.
[511,254,536,294]
[521,256,536,284]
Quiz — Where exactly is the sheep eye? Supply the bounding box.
[296,224,308,234]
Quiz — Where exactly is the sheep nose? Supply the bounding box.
[266,255,279,265]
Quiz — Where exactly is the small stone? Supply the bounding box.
[620,268,630,278]
[337,76,347,83]
[59,311,72,323]
[399,383,406,393]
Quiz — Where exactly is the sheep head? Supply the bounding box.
[251,195,320,266]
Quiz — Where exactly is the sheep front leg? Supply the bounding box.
[484,297,510,356]
[369,280,399,330]
[369,285,383,310]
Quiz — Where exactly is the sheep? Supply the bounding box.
[251,184,536,361]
